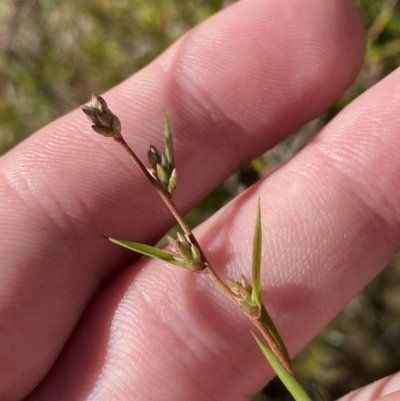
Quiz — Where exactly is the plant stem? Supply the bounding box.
[115,133,298,380]
[205,265,297,377]
[114,135,192,235]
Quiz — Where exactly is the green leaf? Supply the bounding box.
[164,113,174,167]
[252,199,262,308]
[252,334,312,401]
[107,238,191,270]
[251,200,293,368]
[260,305,294,371]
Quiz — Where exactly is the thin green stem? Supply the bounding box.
[114,135,190,232]
[115,133,298,381]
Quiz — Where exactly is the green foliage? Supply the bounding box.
[108,237,196,270]
[109,228,203,270]
[253,333,312,401]
[109,237,178,262]
[249,203,295,375]
[259,304,294,373]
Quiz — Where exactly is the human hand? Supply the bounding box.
[1,0,399,400]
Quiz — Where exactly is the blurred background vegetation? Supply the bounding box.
[1,0,400,399]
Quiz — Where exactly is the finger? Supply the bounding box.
[338,372,400,401]
[26,65,400,400]
[1,0,364,399]
[25,60,400,401]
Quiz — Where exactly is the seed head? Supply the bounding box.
[227,275,259,315]
[81,93,122,137]
[167,233,202,270]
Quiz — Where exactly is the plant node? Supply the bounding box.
[227,275,259,315]
[167,233,202,270]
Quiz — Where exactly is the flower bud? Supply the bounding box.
[168,232,202,271]
[81,93,122,138]
[156,163,169,186]
[112,116,121,135]
[228,275,258,315]
[190,244,201,264]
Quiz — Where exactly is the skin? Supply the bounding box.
[1,0,400,399]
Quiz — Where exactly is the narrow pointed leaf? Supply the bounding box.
[164,113,175,167]
[107,238,191,270]
[260,305,294,370]
[252,200,262,308]
[252,334,312,401]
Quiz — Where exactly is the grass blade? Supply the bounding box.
[252,200,262,308]
[260,305,294,370]
[108,238,189,269]
[252,333,312,401]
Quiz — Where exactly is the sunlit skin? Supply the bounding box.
[1,0,400,400]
